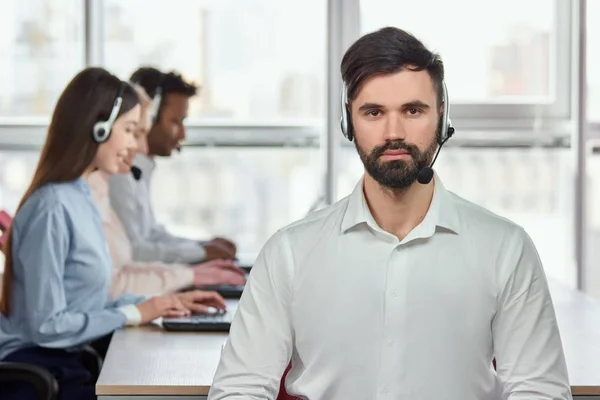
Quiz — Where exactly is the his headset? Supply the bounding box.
[339,80,455,184]
[149,72,165,124]
[127,72,167,181]
[93,81,127,143]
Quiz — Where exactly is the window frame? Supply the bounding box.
[354,0,571,121]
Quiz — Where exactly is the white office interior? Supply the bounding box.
[1,0,600,398]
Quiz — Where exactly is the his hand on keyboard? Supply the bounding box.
[209,237,236,254]
[192,260,247,287]
[136,295,191,324]
[176,290,227,314]
[204,242,236,261]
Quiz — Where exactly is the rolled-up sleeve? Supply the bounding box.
[110,261,194,298]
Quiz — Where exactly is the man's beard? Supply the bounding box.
[356,137,438,190]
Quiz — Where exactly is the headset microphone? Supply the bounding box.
[131,166,142,181]
[417,166,435,185]
[416,135,450,185]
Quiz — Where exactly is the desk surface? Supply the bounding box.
[97,281,600,397]
[96,326,226,396]
[548,280,600,395]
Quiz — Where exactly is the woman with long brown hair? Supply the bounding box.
[0,67,225,400]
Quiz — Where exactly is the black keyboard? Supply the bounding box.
[199,284,245,298]
[163,311,234,332]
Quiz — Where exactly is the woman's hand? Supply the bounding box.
[176,290,227,314]
[192,259,247,287]
[136,295,190,324]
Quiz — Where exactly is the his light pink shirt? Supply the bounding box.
[88,171,194,298]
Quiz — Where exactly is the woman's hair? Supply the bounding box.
[0,67,140,316]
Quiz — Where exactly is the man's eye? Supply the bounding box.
[367,110,381,117]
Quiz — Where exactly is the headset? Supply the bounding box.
[149,73,165,124]
[93,81,127,143]
[339,80,455,144]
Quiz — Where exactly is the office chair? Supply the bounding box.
[0,361,59,400]
[0,209,10,247]
[0,209,11,232]
[277,363,302,400]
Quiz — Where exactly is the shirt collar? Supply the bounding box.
[341,173,461,239]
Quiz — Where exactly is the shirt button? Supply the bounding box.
[387,339,395,346]
[391,290,399,297]
[381,387,388,395]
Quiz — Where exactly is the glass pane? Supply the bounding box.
[359,0,556,104]
[586,144,600,296]
[588,0,600,122]
[103,0,326,121]
[0,147,321,263]
[0,150,39,214]
[0,150,40,269]
[151,147,321,257]
[338,146,575,287]
[0,0,84,117]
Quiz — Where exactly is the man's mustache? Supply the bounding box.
[371,140,418,159]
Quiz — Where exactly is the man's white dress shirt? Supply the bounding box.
[108,153,206,264]
[209,175,571,400]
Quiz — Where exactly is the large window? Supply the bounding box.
[359,0,568,119]
[0,0,84,117]
[150,147,321,257]
[103,0,326,122]
[588,0,600,122]
[0,150,39,214]
[338,146,575,287]
[0,147,321,259]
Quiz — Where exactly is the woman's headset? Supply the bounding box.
[93,81,127,143]
[339,80,455,144]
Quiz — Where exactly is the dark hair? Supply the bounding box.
[130,67,198,115]
[341,27,445,107]
[0,67,140,316]
[130,67,198,123]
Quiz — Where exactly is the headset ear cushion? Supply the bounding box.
[347,119,354,142]
[93,122,109,143]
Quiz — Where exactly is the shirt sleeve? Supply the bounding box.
[109,261,194,298]
[492,227,572,399]
[17,203,128,348]
[105,293,147,308]
[107,174,206,264]
[208,231,295,400]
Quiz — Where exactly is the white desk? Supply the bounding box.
[548,280,600,397]
[96,282,600,399]
[96,326,225,399]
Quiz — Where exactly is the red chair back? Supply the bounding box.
[0,210,12,251]
[277,363,302,400]
[0,210,12,232]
